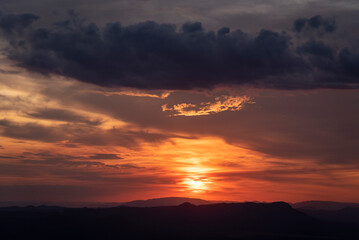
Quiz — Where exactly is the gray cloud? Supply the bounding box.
[0,118,188,148]
[293,15,336,33]
[0,119,68,142]
[26,108,102,125]
[0,184,110,202]
[0,12,359,91]
[87,153,122,160]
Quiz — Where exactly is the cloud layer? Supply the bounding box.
[0,12,359,90]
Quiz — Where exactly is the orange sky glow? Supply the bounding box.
[1,52,359,204]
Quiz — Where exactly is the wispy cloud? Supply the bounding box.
[94,89,172,99]
[162,96,253,116]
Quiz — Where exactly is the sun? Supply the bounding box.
[188,179,203,189]
[182,177,211,193]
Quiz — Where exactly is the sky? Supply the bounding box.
[0,0,359,203]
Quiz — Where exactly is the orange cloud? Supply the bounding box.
[161,96,254,116]
[94,89,172,99]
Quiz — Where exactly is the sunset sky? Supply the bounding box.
[1,0,359,203]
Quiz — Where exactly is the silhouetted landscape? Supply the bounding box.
[1,198,358,240]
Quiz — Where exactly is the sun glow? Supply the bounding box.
[182,177,212,193]
[189,179,203,189]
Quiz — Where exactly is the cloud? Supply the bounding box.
[0,12,39,36]
[0,12,358,90]
[293,15,336,33]
[25,108,102,125]
[0,118,181,147]
[0,184,109,202]
[162,95,253,116]
[0,119,68,142]
[87,153,122,160]
[94,89,172,99]
[3,151,139,170]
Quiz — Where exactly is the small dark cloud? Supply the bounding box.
[297,40,334,59]
[338,48,359,78]
[293,15,336,33]
[87,153,122,160]
[0,12,39,36]
[182,21,202,32]
[296,40,336,72]
[293,18,307,33]
[26,108,102,125]
[119,163,143,169]
[0,184,107,202]
[18,152,127,169]
[0,12,358,91]
[0,119,68,142]
[0,68,20,74]
[209,168,354,188]
[22,159,122,169]
[0,155,15,159]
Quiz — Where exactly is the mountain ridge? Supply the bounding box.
[1,201,357,239]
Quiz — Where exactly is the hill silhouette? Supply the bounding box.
[121,197,213,207]
[0,197,214,208]
[298,207,359,225]
[292,201,359,211]
[1,201,358,240]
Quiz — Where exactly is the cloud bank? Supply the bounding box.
[0,12,358,90]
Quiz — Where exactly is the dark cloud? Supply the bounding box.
[209,167,359,189]
[296,40,336,72]
[0,68,20,74]
[0,152,138,171]
[0,12,358,90]
[293,15,336,33]
[0,184,108,202]
[0,155,15,159]
[297,40,334,59]
[0,12,39,36]
[87,153,122,160]
[0,119,68,142]
[21,151,122,161]
[338,49,359,78]
[22,159,121,169]
[26,108,102,125]
[0,118,185,148]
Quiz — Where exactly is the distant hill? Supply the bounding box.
[292,201,359,226]
[121,197,214,207]
[292,201,359,211]
[298,207,359,225]
[0,197,215,208]
[0,201,123,208]
[1,201,358,239]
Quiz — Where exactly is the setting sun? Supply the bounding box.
[182,177,211,193]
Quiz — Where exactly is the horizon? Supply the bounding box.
[1,0,359,204]
[1,196,359,207]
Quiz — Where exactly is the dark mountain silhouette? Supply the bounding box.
[121,197,214,207]
[292,201,359,226]
[298,207,359,225]
[0,201,123,208]
[0,197,215,208]
[292,201,359,211]
[1,201,358,240]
